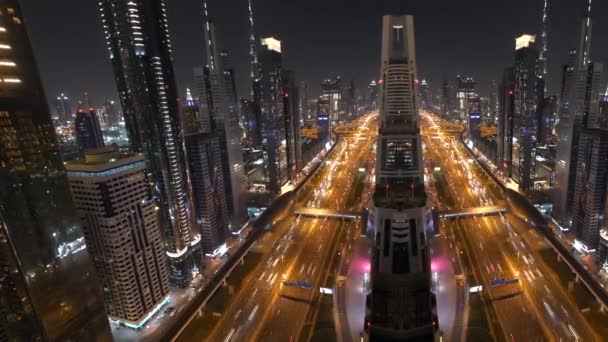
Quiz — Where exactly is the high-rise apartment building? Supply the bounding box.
[74,106,105,155]
[99,0,198,286]
[66,147,170,328]
[366,15,434,341]
[0,2,111,339]
[255,37,288,193]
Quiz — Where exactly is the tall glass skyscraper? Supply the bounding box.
[0,1,111,340]
[201,1,247,228]
[99,0,198,286]
[256,37,288,193]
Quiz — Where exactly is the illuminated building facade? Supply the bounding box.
[66,148,170,328]
[366,15,434,341]
[201,2,247,228]
[255,37,288,193]
[283,69,302,180]
[554,3,601,228]
[99,0,198,286]
[512,34,543,192]
[0,1,111,339]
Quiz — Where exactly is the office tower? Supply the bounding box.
[490,80,499,121]
[283,69,302,180]
[343,79,357,118]
[66,147,170,327]
[298,82,310,121]
[321,76,343,122]
[256,37,287,193]
[366,15,434,341]
[55,92,72,123]
[99,0,198,286]
[512,34,543,192]
[0,2,111,339]
[571,128,608,252]
[538,96,557,146]
[367,80,379,111]
[103,99,120,126]
[181,92,230,255]
[456,75,476,121]
[201,1,247,228]
[74,105,105,155]
[554,1,600,227]
[241,98,262,147]
[419,78,431,112]
[441,79,452,118]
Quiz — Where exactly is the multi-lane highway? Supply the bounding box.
[175,113,376,342]
[423,113,597,341]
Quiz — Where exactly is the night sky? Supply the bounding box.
[21,0,608,107]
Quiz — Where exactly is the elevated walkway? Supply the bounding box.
[294,207,363,220]
[437,205,507,218]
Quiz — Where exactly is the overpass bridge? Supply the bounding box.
[436,205,507,219]
[294,207,364,220]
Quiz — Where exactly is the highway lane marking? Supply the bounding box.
[251,288,258,297]
[234,309,242,319]
[248,305,259,321]
[259,271,266,280]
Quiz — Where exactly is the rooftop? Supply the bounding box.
[65,146,144,173]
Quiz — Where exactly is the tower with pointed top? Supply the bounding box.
[539,0,549,92]
[248,0,260,94]
[201,0,248,229]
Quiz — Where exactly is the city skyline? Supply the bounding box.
[21,0,608,105]
[6,0,608,340]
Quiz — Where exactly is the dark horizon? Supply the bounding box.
[22,0,608,108]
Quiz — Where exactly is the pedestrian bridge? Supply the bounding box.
[294,207,364,220]
[437,205,507,218]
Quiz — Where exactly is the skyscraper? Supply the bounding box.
[539,0,549,93]
[554,1,601,227]
[66,147,170,328]
[498,67,515,176]
[256,37,288,193]
[247,0,260,96]
[366,15,434,341]
[283,69,302,180]
[74,105,105,155]
[512,34,543,192]
[201,0,247,228]
[0,1,111,339]
[181,89,230,256]
[55,92,72,123]
[99,0,198,286]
